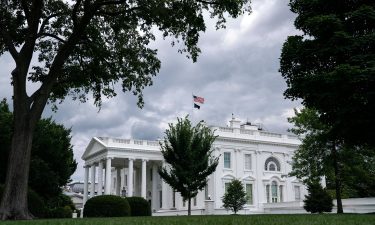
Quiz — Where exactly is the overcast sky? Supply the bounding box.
[0,0,301,181]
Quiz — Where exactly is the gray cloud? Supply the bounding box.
[0,0,301,181]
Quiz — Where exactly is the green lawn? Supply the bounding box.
[0,214,374,225]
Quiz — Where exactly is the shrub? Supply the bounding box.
[47,206,73,218]
[222,179,247,214]
[127,197,151,216]
[83,195,130,217]
[304,182,333,213]
[0,184,46,218]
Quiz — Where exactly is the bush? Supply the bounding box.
[0,184,46,218]
[83,195,130,217]
[127,197,151,216]
[47,206,72,218]
[304,182,333,213]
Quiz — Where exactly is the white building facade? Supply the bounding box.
[81,118,308,215]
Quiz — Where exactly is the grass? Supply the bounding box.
[0,214,374,225]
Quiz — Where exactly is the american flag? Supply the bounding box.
[193,95,204,104]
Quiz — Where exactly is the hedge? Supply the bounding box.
[83,195,130,217]
[127,196,151,216]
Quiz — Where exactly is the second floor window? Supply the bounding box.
[224,152,231,168]
[244,154,251,170]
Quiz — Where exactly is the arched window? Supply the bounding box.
[264,157,281,171]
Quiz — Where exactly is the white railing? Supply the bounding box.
[219,127,234,133]
[147,141,159,146]
[259,131,282,138]
[134,140,144,145]
[240,129,254,135]
[112,138,130,144]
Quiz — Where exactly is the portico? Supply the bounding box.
[81,137,167,211]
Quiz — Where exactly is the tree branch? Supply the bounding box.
[72,0,82,27]
[94,0,126,8]
[39,13,62,34]
[21,0,31,24]
[0,18,19,60]
[38,32,67,43]
[95,6,141,17]
[196,0,219,5]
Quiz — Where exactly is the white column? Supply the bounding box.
[128,158,134,197]
[152,163,158,210]
[83,165,90,205]
[105,157,112,194]
[116,168,121,196]
[98,160,104,195]
[161,161,168,209]
[90,164,96,198]
[141,159,147,199]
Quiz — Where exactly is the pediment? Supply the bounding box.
[81,137,107,160]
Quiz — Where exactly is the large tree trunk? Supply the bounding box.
[0,110,35,220]
[332,143,343,214]
[0,64,45,220]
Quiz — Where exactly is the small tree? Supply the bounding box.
[158,116,219,216]
[304,182,333,214]
[222,179,246,214]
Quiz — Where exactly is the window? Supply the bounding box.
[269,163,276,171]
[224,182,230,193]
[294,186,301,201]
[244,154,252,170]
[194,197,197,206]
[224,152,231,168]
[183,200,186,207]
[150,168,153,181]
[245,184,253,205]
[271,181,278,203]
[265,157,281,171]
[266,185,270,203]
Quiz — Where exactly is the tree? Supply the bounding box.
[0,0,251,219]
[0,99,77,203]
[280,0,375,148]
[158,117,219,216]
[288,108,344,213]
[304,182,333,214]
[290,108,375,213]
[222,179,246,214]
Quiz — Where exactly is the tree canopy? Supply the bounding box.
[0,0,251,219]
[280,0,375,148]
[158,117,219,215]
[0,99,77,201]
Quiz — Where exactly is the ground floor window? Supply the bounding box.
[266,185,270,203]
[245,183,253,205]
[271,181,278,203]
[294,185,301,201]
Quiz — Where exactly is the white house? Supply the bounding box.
[81,117,308,215]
